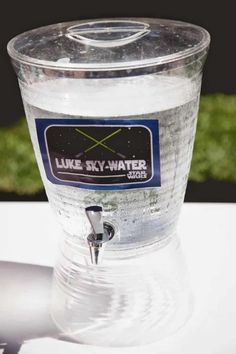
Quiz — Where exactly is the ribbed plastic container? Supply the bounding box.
[8,18,210,346]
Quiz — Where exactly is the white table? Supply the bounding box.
[0,202,236,354]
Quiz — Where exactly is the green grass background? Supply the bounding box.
[0,94,235,195]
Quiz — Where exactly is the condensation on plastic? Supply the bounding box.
[8,18,210,78]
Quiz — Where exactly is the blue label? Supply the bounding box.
[35,118,161,190]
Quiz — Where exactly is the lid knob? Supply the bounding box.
[66,20,150,48]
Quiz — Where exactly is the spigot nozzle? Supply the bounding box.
[87,234,105,265]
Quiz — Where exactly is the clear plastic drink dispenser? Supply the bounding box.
[8,18,210,346]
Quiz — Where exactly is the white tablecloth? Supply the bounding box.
[0,202,236,353]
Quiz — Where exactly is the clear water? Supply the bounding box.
[20,74,200,345]
[21,74,200,250]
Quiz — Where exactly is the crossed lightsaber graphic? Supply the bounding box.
[75,127,126,158]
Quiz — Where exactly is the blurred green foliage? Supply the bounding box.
[0,94,235,195]
[190,94,236,182]
[0,118,43,194]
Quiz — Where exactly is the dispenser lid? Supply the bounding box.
[8,18,210,71]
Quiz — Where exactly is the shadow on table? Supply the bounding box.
[0,261,75,354]
[0,237,193,351]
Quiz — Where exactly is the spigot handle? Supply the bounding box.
[85,206,104,238]
[85,206,115,265]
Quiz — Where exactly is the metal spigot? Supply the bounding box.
[85,206,114,265]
